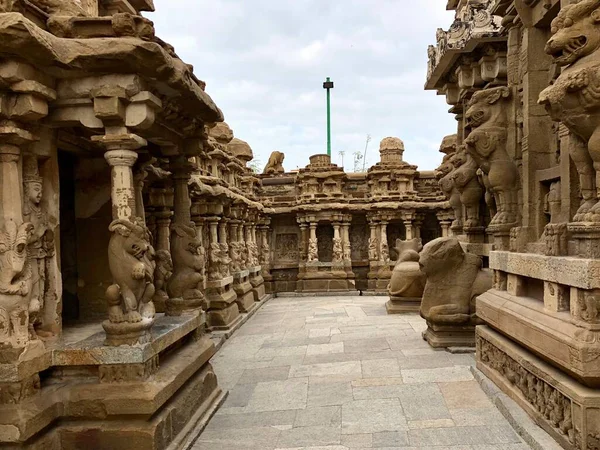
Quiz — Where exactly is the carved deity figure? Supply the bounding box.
[166,222,205,312]
[152,250,172,310]
[436,158,463,229]
[263,151,285,175]
[388,239,426,299]
[219,243,231,277]
[451,146,484,228]
[307,238,318,262]
[332,237,343,263]
[464,86,519,227]
[229,242,242,273]
[105,218,155,325]
[538,0,600,222]
[22,168,55,337]
[419,237,492,325]
[208,242,222,281]
[368,237,379,261]
[380,238,390,264]
[0,221,34,348]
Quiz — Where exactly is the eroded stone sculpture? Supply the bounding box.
[152,249,172,312]
[0,221,34,348]
[386,238,426,314]
[465,86,519,227]
[419,237,492,347]
[166,223,205,315]
[539,0,600,222]
[104,218,156,346]
[451,145,483,228]
[263,151,285,175]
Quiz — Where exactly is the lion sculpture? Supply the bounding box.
[539,0,600,222]
[263,151,285,175]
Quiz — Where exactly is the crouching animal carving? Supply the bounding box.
[0,222,34,348]
[539,0,600,222]
[105,219,155,324]
[465,86,519,227]
[451,146,484,228]
[167,223,205,310]
[388,239,426,299]
[152,250,173,309]
[436,158,463,230]
[419,237,492,325]
[263,151,285,175]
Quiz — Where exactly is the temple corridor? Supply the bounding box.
[191,296,531,449]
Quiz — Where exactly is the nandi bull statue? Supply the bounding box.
[539,0,600,222]
[386,238,426,314]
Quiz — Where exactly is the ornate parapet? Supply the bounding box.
[426,0,506,102]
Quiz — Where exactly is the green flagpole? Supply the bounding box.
[323,77,334,156]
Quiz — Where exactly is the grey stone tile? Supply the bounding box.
[438,381,493,409]
[449,408,506,427]
[401,366,473,384]
[294,405,342,427]
[208,410,297,430]
[222,383,257,408]
[307,342,345,356]
[341,398,408,434]
[372,430,409,447]
[344,338,391,353]
[290,361,362,380]
[341,433,373,448]
[276,426,341,448]
[194,426,280,449]
[361,358,400,378]
[246,378,309,412]
[396,384,451,421]
[308,381,354,407]
[408,424,522,446]
[238,366,291,384]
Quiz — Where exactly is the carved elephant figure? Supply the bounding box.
[167,223,204,303]
[105,219,155,324]
[0,221,34,347]
[419,237,492,325]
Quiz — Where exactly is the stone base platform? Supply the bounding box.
[296,278,356,292]
[423,321,476,348]
[249,266,267,302]
[232,270,256,313]
[367,278,391,293]
[386,296,421,314]
[476,325,600,450]
[0,314,224,450]
[206,275,241,330]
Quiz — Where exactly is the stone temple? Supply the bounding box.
[0,1,598,449]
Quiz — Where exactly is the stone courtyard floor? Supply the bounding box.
[192,295,530,450]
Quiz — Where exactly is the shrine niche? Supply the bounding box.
[274,233,299,261]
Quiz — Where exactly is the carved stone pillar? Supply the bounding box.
[166,156,204,316]
[207,217,221,282]
[218,219,231,278]
[237,220,247,270]
[341,221,351,263]
[155,210,172,253]
[308,222,318,262]
[379,220,390,264]
[228,220,241,273]
[101,136,155,346]
[368,219,379,262]
[332,222,343,264]
[299,222,309,262]
[440,221,452,238]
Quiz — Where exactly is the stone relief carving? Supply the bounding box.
[332,237,343,263]
[388,239,426,299]
[105,218,155,327]
[229,242,242,272]
[451,146,483,228]
[478,336,575,445]
[219,243,231,278]
[208,242,222,281]
[437,158,463,229]
[152,249,172,310]
[275,233,299,261]
[307,238,318,262]
[539,0,600,222]
[368,237,379,261]
[420,237,492,325]
[263,151,285,175]
[166,223,205,313]
[0,221,34,348]
[23,157,56,338]
[465,87,519,227]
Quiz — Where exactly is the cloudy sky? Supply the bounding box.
[148,1,456,172]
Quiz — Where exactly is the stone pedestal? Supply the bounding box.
[249,265,266,301]
[296,262,357,293]
[0,314,224,450]
[423,322,476,348]
[206,276,241,330]
[386,296,421,314]
[232,269,256,313]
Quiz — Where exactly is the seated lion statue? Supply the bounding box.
[263,151,285,175]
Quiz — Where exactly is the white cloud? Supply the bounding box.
[148,0,456,171]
